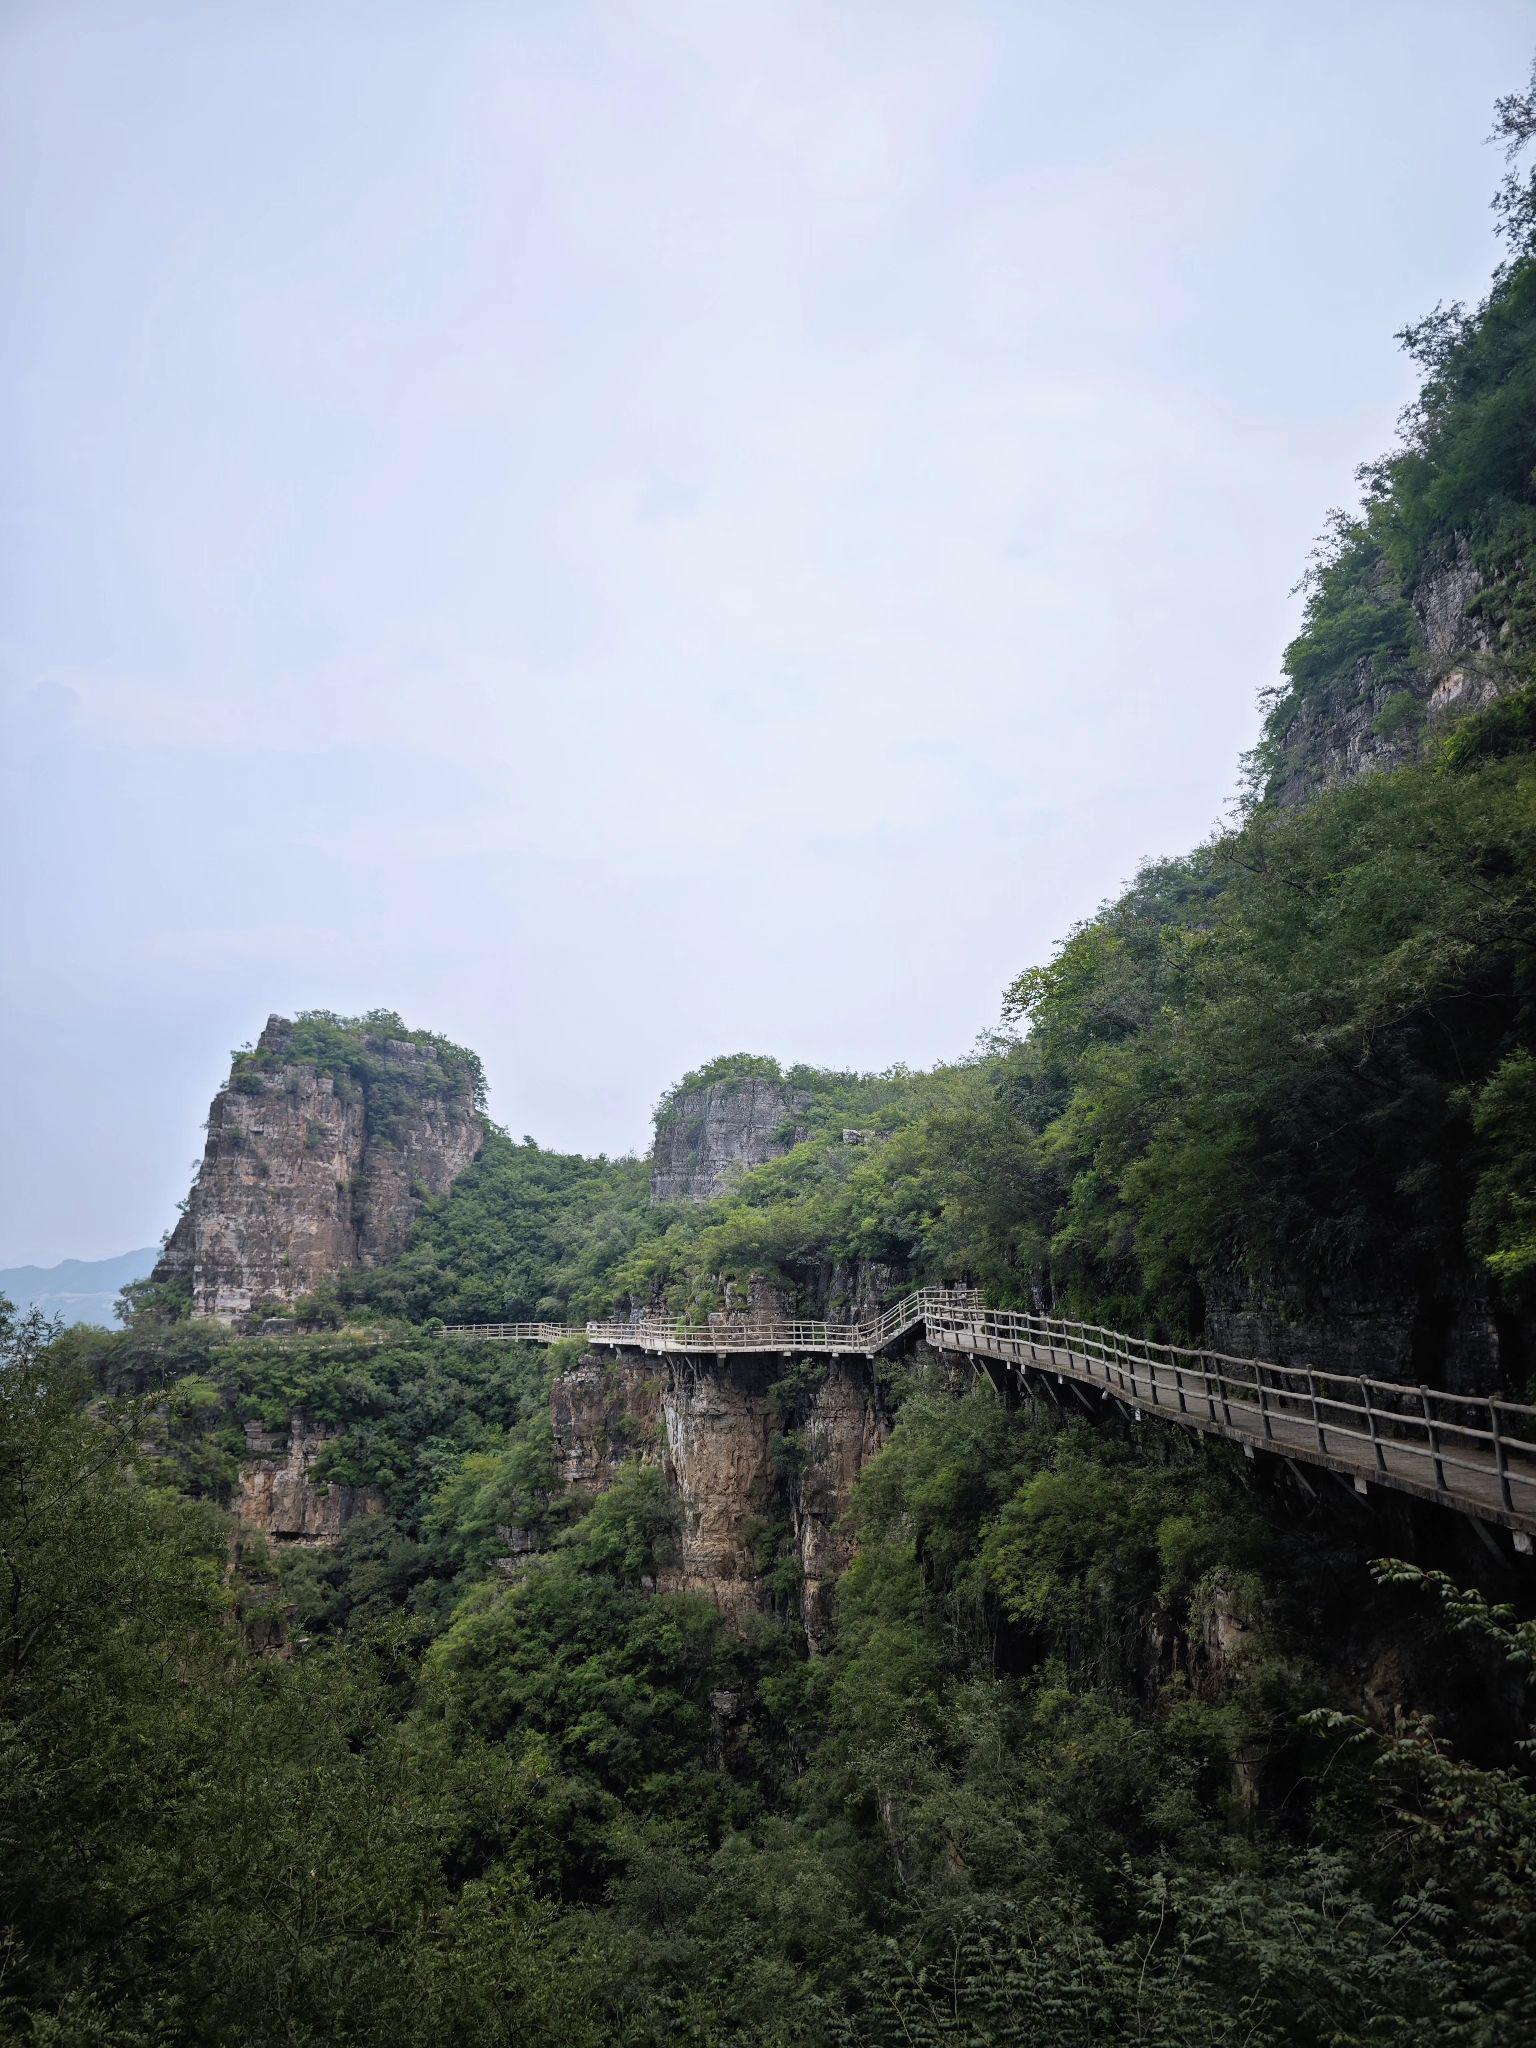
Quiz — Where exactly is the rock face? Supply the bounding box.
[1205,1273,1504,1396]
[550,1343,892,1645]
[1267,541,1515,805]
[236,1414,382,1547]
[650,1076,810,1204]
[155,1013,484,1321]
[659,1356,784,1623]
[551,1353,664,1490]
[547,1251,914,1640]
[825,1258,910,1324]
[794,1362,889,1642]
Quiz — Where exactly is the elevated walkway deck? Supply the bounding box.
[445,1291,1536,1544]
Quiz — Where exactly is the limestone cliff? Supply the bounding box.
[236,1413,383,1548]
[551,1343,893,1645]
[155,1012,485,1321]
[1205,1270,1507,1397]
[793,1361,889,1641]
[650,1072,809,1203]
[1266,539,1519,806]
[551,1352,663,1491]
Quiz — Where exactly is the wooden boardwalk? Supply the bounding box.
[445,1290,1536,1544]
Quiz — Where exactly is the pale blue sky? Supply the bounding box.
[3,0,1531,1265]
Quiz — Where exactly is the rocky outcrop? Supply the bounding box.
[794,1361,890,1642]
[707,1273,796,1332]
[155,1013,484,1321]
[1205,1273,1503,1395]
[650,1075,810,1203]
[659,1357,784,1622]
[825,1258,910,1323]
[550,1343,893,1645]
[236,1414,382,1547]
[1268,541,1515,805]
[546,1252,919,1640]
[551,1353,664,1491]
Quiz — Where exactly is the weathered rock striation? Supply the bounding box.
[552,1352,664,1492]
[1267,540,1517,806]
[650,1074,810,1203]
[1205,1271,1508,1396]
[550,1340,893,1645]
[793,1360,889,1642]
[155,1013,484,1321]
[236,1413,383,1548]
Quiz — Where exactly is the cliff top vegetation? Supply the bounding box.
[229,1009,487,1112]
[1254,62,1536,798]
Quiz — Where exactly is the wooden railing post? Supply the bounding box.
[1364,1383,1385,1474]
[1259,1365,1274,1442]
[1306,1369,1322,1454]
[1490,1400,1514,1514]
[1421,1388,1446,1493]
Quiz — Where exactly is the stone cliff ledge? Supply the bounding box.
[551,1342,893,1647]
[650,1075,809,1204]
[155,1011,485,1321]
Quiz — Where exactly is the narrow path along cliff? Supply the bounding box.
[447,1290,1536,1547]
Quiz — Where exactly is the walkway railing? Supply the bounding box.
[440,1320,584,1344]
[584,1287,982,1356]
[443,1291,1536,1537]
[931,1304,1536,1535]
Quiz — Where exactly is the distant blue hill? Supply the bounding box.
[0,1247,159,1330]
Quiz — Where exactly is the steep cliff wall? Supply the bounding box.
[550,1342,892,1644]
[236,1413,383,1548]
[552,1353,664,1491]
[650,1075,809,1203]
[794,1360,889,1642]
[155,1012,484,1321]
[1205,1271,1507,1396]
[1266,541,1516,806]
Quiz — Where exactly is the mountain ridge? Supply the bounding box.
[0,1247,158,1328]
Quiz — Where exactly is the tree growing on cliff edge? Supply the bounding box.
[1492,54,1536,258]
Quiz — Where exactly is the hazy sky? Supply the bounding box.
[3,1,1531,1266]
